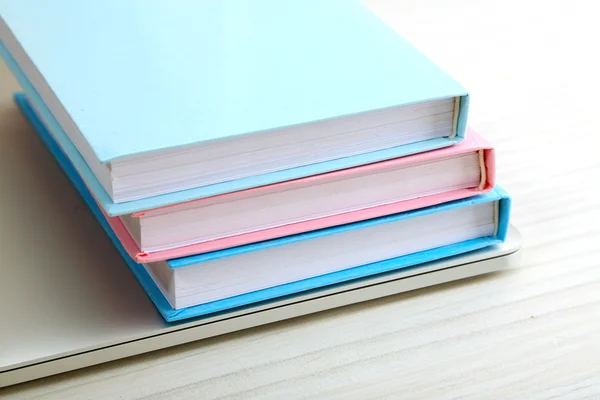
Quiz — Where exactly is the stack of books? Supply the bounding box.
[0,1,511,322]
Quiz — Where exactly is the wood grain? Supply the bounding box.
[2,0,600,398]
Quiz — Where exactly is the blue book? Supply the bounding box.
[16,92,508,323]
[1,0,469,215]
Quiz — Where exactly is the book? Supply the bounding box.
[121,129,495,258]
[17,91,510,323]
[1,0,469,213]
[17,92,494,262]
[152,190,509,313]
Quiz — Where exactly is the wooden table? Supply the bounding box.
[2,0,599,398]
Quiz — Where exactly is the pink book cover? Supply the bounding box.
[102,127,496,263]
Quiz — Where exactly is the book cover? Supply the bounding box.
[1,0,468,161]
[1,0,469,215]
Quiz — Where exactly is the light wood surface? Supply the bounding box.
[2,0,600,398]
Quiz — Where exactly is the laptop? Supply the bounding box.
[0,105,522,388]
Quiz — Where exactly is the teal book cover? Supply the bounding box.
[1,1,469,215]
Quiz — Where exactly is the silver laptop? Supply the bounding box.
[0,116,522,388]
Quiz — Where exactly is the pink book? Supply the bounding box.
[102,127,495,263]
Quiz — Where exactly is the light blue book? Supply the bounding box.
[1,0,469,216]
[16,92,508,323]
